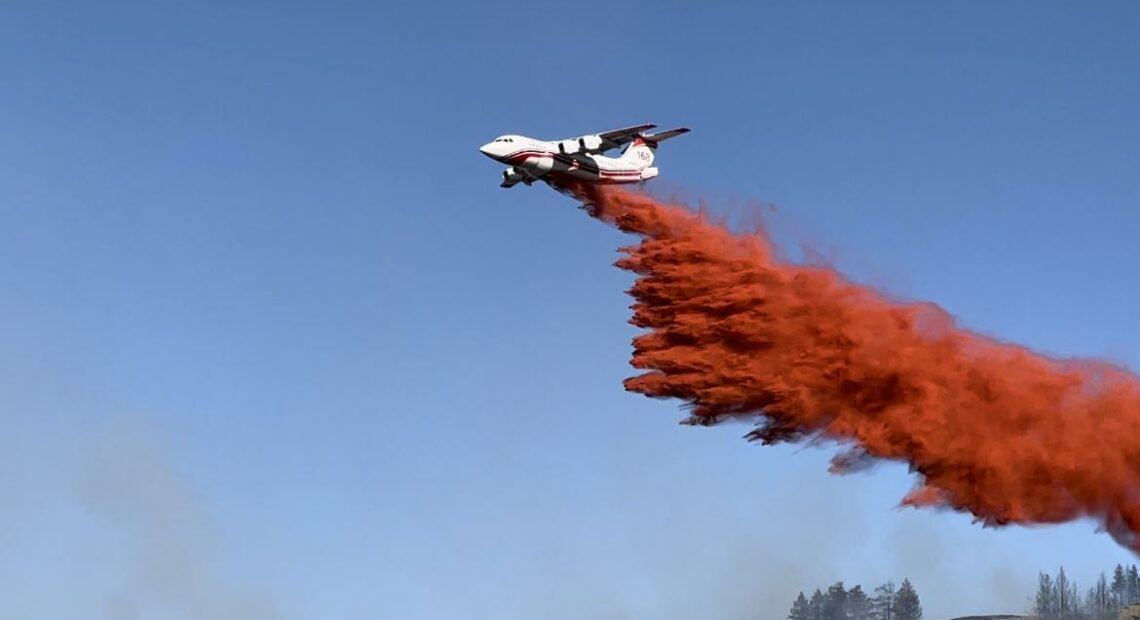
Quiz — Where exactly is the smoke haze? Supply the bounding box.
[0,417,277,620]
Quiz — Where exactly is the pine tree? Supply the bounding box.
[810,589,826,620]
[1112,565,1126,610]
[1037,572,1057,620]
[1128,565,1140,605]
[848,585,872,620]
[894,579,922,620]
[873,582,897,620]
[789,591,812,620]
[1091,572,1112,620]
[1054,566,1075,619]
[1067,578,1081,619]
[824,582,849,620]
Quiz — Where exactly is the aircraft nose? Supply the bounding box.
[479,143,495,158]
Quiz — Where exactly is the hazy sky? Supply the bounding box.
[2,2,1140,619]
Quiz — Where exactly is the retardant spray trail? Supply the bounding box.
[579,184,1140,553]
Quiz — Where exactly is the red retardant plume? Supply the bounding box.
[580,184,1140,553]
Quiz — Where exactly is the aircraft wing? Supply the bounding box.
[574,123,657,153]
[598,123,657,144]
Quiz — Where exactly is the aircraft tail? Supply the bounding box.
[619,127,690,169]
[620,137,657,168]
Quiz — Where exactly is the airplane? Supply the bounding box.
[478,123,690,191]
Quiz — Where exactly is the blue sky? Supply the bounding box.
[2,2,1139,619]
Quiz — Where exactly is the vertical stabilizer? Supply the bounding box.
[620,137,656,169]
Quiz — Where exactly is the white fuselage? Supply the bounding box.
[479,135,658,187]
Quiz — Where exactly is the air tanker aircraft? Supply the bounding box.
[479,123,689,190]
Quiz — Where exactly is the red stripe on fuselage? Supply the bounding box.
[500,149,639,176]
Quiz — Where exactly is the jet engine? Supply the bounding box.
[501,167,528,188]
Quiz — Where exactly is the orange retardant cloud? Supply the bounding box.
[581,185,1140,553]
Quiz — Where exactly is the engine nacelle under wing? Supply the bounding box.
[501,166,528,188]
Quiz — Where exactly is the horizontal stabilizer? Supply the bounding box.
[642,127,690,144]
